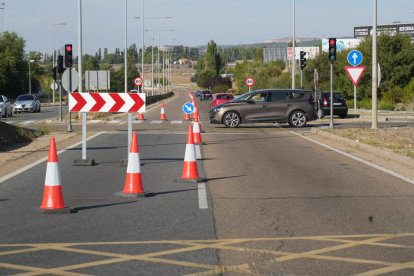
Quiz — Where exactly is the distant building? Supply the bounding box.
[178,58,189,65]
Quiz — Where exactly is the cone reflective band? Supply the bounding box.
[41,137,67,211]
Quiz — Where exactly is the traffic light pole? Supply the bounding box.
[300,70,303,89]
[329,62,334,128]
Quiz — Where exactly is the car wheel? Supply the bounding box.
[223,111,240,128]
[289,110,307,127]
[38,106,41,113]
[1,110,5,118]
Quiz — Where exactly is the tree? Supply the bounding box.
[205,40,223,76]
[0,32,26,98]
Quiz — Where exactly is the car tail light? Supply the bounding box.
[323,98,328,107]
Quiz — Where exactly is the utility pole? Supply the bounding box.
[372,0,378,129]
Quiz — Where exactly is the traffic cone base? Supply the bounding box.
[41,185,66,209]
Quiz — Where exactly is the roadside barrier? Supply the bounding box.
[160,101,167,121]
[176,125,205,183]
[117,131,147,197]
[40,137,73,213]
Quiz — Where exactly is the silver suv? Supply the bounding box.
[209,89,317,128]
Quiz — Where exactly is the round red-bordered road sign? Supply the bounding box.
[133,77,143,86]
[245,77,255,87]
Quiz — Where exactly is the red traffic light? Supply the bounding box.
[329,39,336,45]
[65,45,72,52]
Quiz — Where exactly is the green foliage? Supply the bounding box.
[205,40,224,76]
[378,99,395,110]
[0,32,26,98]
[212,84,230,93]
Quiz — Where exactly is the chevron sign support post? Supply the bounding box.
[69,92,145,113]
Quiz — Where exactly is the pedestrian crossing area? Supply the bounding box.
[2,119,195,126]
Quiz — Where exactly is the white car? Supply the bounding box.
[0,95,13,118]
[13,94,41,113]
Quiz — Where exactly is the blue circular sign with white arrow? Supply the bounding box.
[182,102,195,114]
[347,50,363,66]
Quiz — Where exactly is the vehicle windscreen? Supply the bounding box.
[232,92,253,102]
[0,97,3,102]
[16,95,34,101]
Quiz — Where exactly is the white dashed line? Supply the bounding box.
[170,120,183,124]
[198,183,208,209]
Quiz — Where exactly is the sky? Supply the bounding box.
[1,0,413,56]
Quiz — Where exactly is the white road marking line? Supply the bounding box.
[0,132,106,185]
[170,120,183,124]
[150,120,163,124]
[290,131,414,185]
[89,120,103,124]
[195,144,202,160]
[108,120,121,124]
[133,120,144,124]
[198,183,208,209]
[20,120,36,125]
[6,121,16,124]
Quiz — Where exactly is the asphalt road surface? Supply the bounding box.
[1,89,414,275]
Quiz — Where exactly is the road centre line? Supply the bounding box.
[290,131,414,185]
[0,132,106,185]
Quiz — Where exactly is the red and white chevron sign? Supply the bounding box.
[69,92,145,113]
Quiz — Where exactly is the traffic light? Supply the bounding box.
[64,44,73,67]
[57,55,64,73]
[300,51,307,70]
[328,38,337,62]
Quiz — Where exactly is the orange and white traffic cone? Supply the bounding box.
[176,125,206,183]
[40,137,73,213]
[184,113,191,121]
[117,131,147,197]
[193,114,204,145]
[137,112,146,120]
[160,101,167,121]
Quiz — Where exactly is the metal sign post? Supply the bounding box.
[329,62,334,128]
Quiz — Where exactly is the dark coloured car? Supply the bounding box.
[209,89,317,128]
[317,92,348,118]
[200,90,212,101]
[195,90,202,97]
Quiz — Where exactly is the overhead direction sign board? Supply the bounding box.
[347,50,363,66]
[69,92,145,113]
[345,66,366,86]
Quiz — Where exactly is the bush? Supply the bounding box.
[378,99,395,110]
[357,98,372,109]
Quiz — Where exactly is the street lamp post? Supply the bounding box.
[292,0,296,89]
[28,60,34,94]
[0,2,5,33]
[372,0,378,129]
[53,22,67,105]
